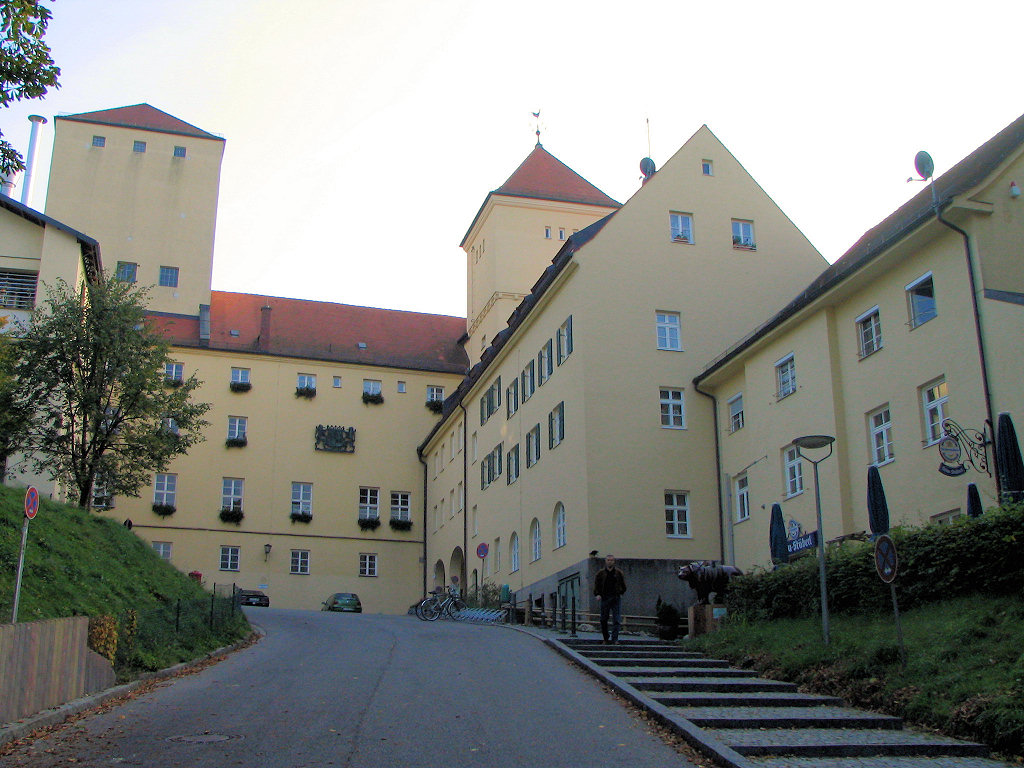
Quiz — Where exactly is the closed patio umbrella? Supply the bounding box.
[867,465,890,538]
[966,483,984,518]
[769,503,788,566]
[996,412,1024,505]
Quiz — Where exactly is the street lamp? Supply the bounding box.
[793,434,835,645]
[264,543,272,561]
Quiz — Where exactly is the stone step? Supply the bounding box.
[652,691,843,707]
[746,757,1013,768]
[562,638,671,648]
[583,655,733,668]
[602,666,756,678]
[575,649,706,660]
[675,705,903,730]
[626,676,798,693]
[706,727,990,758]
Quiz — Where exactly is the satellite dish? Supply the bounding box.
[914,151,934,180]
[639,157,656,179]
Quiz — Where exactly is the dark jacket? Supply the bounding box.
[594,567,626,599]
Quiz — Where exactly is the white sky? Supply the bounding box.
[6,0,1023,318]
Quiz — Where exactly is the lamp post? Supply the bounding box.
[793,434,835,645]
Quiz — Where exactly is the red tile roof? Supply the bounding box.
[58,104,223,141]
[162,292,467,374]
[495,144,620,207]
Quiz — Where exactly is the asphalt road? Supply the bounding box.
[0,609,698,768]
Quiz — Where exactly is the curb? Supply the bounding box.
[0,630,260,750]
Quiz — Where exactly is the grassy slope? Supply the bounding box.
[0,484,249,678]
[692,594,1024,759]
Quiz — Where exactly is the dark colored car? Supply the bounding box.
[237,589,270,607]
[322,593,362,612]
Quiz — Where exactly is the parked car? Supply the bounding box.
[237,589,270,607]
[322,593,362,612]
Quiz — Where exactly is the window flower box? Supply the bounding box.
[732,235,756,250]
[295,386,317,399]
[362,392,384,405]
[290,511,312,523]
[164,378,184,388]
[229,381,252,393]
[219,507,244,524]
[225,436,248,448]
[152,503,176,517]
[389,518,413,531]
[425,399,444,414]
[357,517,381,531]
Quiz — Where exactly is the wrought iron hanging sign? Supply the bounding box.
[937,418,989,477]
[315,425,356,453]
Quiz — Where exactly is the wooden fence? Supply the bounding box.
[0,616,115,725]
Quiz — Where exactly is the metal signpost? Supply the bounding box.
[475,542,489,602]
[11,486,39,623]
[874,534,907,668]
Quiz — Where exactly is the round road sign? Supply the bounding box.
[24,486,39,520]
[476,542,489,559]
[874,534,898,584]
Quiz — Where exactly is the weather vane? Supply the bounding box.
[533,110,541,146]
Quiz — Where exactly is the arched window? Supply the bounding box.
[553,503,566,549]
[510,532,520,573]
[530,519,541,562]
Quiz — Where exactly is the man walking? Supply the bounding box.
[594,554,626,644]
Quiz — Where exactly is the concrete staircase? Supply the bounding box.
[557,638,1012,768]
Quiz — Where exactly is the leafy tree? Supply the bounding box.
[1,0,61,175]
[13,278,210,508]
[0,315,31,479]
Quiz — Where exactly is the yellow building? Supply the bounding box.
[694,112,1024,572]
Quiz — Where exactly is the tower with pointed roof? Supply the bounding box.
[44,104,225,318]
[461,143,619,364]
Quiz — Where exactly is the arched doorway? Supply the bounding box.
[449,547,465,595]
[433,559,446,591]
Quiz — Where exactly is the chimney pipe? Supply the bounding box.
[258,304,272,350]
[20,115,48,206]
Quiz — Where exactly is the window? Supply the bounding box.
[548,402,565,448]
[670,212,693,243]
[333,376,342,388]
[159,266,179,288]
[732,219,756,249]
[471,432,478,461]
[557,316,574,364]
[427,385,444,402]
[558,228,566,241]
[222,478,243,512]
[471,505,478,537]
[507,444,520,484]
[115,262,137,283]
[776,355,796,399]
[922,378,949,445]
[526,424,541,467]
[507,378,519,417]
[544,226,551,239]
[735,475,750,522]
[359,487,380,519]
[457,482,464,513]
[397,380,406,393]
[660,388,685,429]
[449,492,456,519]
[298,373,317,390]
[165,362,184,383]
[358,379,382,396]
[290,550,310,575]
[538,340,553,385]
[665,492,690,537]
[133,140,147,153]
[449,431,456,462]
[231,367,250,384]
[227,416,247,440]
[163,417,179,435]
[92,135,106,148]
[857,307,883,357]
[530,519,541,562]
[701,159,713,176]
[219,545,239,571]
[656,312,682,351]
[510,533,520,572]
[0,269,37,309]
[494,537,501,572]
[386,491,410,522]
[931,509,962,526]
[292,482,313,517]
[554,503,566,548]
[92,478,112,509]
[784,446,803,497]
[152,542,172,560]
[173,145,187,158]
[728,394,744,432]
[869,405,894,465]
[522,361,536,400]
[359,553,378,577]
[906,273,937,328]
[479,377,501,424]
[154,473,176,506]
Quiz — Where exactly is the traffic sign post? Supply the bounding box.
[874,534,907,668]
[475,543,489,603]
[11,487,39,623]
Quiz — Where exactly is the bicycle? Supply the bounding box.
[416,586,467,621]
